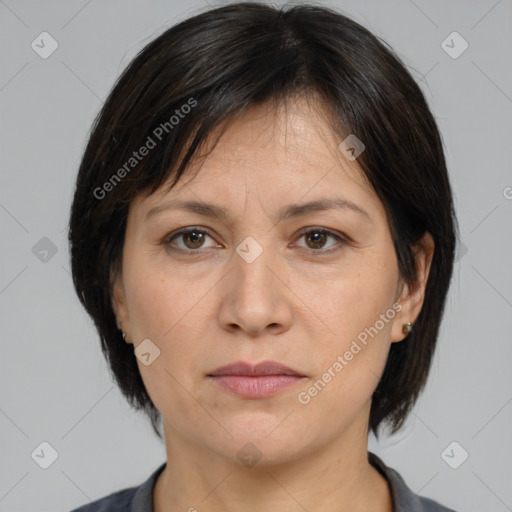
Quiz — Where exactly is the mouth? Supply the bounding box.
[207,360,306,399]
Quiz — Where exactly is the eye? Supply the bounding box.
[164,227,218,252]
[294,227,347,253]
[163,226,348,255]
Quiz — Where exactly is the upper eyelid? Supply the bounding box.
[166,226,216,242]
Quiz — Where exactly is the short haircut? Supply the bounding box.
[68,2,458,438]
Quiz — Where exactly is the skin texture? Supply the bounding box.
[112,98,434,512]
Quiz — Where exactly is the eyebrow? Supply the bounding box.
[145,197,372,223]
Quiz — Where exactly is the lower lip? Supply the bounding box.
[209,375,304,399]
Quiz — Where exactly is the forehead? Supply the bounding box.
[135,97,381,218]
[186,98,366,180]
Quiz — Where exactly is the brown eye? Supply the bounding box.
[305,231,328,249]
[296,227,346,253]
[164,226,346,256]
[182,230,206,249]
[165,228,217,252]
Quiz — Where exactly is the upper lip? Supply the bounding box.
[208,360,305,377]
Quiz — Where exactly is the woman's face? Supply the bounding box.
[112,98,431,465]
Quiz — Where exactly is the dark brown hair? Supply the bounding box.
[68,1,457,438]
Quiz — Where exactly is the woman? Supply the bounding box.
[68,2,458,511]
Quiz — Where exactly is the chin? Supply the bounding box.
[207,416,311,467]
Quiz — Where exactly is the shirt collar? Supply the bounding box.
[369,452,428,512]
[130,452,431,512]
[130,461,166,512]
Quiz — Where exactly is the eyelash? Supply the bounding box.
[162,226,349,256]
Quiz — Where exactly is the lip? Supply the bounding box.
[209,361,305,377]
[207,361,306,399]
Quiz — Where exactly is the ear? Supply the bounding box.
[110,267,133,344]
[391,232,435,343]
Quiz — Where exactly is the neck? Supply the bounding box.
[153,421,392,512]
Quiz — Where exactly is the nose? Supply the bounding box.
[217,239,293,337]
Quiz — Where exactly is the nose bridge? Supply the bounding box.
[219,233,290,334]
[233,233,277,303]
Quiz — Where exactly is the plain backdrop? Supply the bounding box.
[1,1,511,511]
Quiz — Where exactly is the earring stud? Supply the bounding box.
[402,322,414,336]
[121,329,127,340]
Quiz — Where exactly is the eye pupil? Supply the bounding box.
[306,231,327,249]
[184,231,204,248]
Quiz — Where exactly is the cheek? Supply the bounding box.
[309,254,398,350]
[125,254,197,339]
[125,266,210,427]
[123,258,214,382]
[301,251,398,403]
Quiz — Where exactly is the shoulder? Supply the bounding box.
[68,486,137,511]
[415,495,457,512]
[368,452,458,512]
[67,462,166,512]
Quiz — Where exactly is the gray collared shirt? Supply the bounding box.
[69,452,457,511]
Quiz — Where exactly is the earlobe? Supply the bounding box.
[401,321,414,337]
[390,286,417,343]
[391,232,435,343]
[110,268,132,343]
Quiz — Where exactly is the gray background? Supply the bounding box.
[1,0,511,511]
